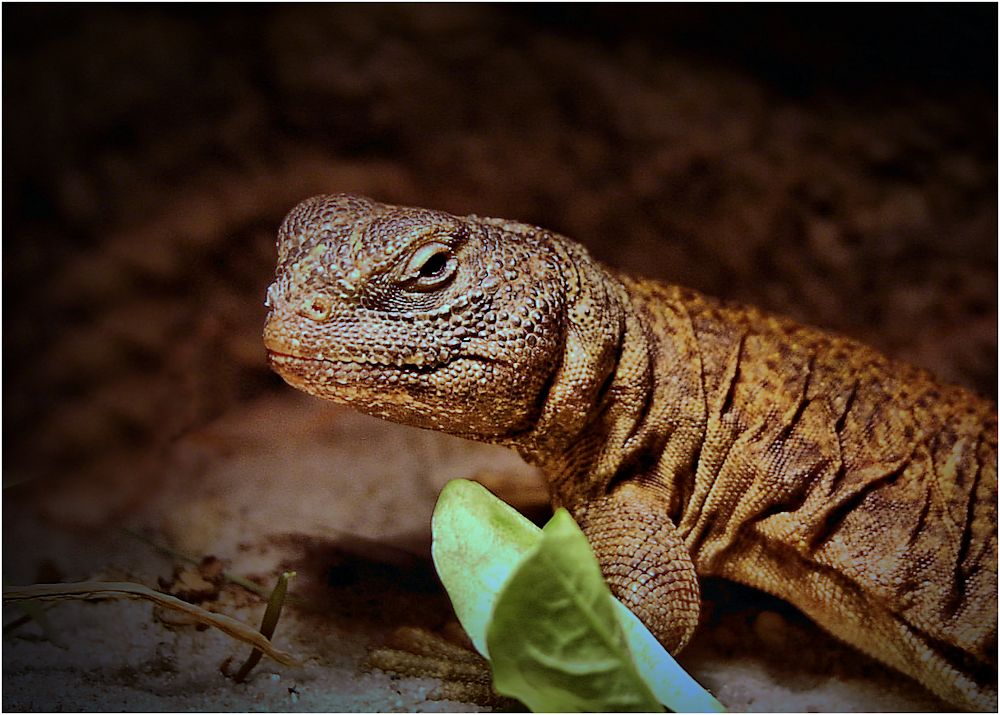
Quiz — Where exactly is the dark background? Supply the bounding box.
[4,4,997,493]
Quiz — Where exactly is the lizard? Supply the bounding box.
[262,193,997,711]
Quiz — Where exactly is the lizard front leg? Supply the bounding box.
[578,480,701,654]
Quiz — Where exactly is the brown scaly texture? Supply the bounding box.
[264,194,997,711]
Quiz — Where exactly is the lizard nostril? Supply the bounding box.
[264,283,280,309]
[302,296,332,322]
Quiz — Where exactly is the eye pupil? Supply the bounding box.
[403,242,456,291]
[419,251,449,278]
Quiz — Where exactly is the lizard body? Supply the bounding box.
[264,194,997,710]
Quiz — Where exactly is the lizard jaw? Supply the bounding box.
[267,349,523,437]
[266,351,428,404]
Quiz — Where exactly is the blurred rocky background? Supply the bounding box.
[4,5,996,499]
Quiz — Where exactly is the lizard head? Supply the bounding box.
[263,194,570,439]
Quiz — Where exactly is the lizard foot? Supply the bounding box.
[366,624,517,708]
[580,481,701,654]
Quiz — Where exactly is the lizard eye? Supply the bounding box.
[402,242,457,291]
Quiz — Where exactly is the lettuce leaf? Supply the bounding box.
[431,479,724,713]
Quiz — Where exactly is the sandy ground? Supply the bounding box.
[4,393,950,712]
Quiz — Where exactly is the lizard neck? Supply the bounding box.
[496,242,670,514]
[499,263,710,524]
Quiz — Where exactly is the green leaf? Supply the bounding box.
[486,509,663,713]
[431,479,724,713]
[431,479,542,657]
[612,599,725,713]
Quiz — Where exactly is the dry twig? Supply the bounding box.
[3,581,299,666]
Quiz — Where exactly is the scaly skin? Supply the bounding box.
[264,194,997,710]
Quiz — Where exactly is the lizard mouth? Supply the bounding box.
[267,349,476,373]
[267,349,372,364]
[267,349,424,370]
[266,348,495,375]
